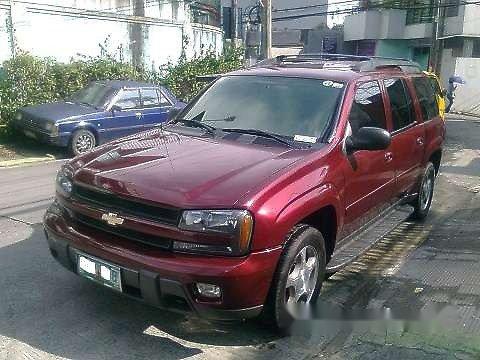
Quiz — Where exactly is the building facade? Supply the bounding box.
[343,2,480,115]
[0,0,223,68]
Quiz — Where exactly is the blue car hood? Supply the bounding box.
[21,101,101,122]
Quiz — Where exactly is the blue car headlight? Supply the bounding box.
[44,121,59,136]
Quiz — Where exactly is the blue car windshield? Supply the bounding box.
[69,83,117,109]
[180,75,345,142]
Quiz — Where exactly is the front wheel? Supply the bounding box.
[411,162,436,220]
[70,129,96,156]
[262,225,326,331]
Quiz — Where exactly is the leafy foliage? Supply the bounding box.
[0,45,244,135]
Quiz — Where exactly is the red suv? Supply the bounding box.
[44,54,445,329]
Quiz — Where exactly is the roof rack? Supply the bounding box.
[254,53,422,73]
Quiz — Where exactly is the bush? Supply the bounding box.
[0,46,244,134]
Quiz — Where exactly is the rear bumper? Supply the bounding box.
[43,203,282,320]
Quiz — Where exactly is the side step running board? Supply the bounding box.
[326,204,414,273]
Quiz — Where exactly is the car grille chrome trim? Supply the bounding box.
[72,184,181,226]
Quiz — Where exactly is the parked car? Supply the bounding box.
[13,80,185,155]
[424,71,446,120]
[44,54,445,330]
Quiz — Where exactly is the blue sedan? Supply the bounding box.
[13,80,185,155]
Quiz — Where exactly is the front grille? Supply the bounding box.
[72,184,181,225]
[75,212,172,250]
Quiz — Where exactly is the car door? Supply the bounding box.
[101,88,143,143]
[384,78,426,197]
[342,80,396,235]
[140,88,173,130]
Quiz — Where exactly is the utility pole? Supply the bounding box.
[231,0,238,41]
[7,0,16,58]
[262,0,272,59]
[430,0,442,73]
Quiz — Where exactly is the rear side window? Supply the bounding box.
[413,77,439,121]
[428,77,442,95]
[384,78,416,131]
[349,81,387,135]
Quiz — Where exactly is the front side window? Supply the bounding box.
[179,75,345,142]
[141,89,172,108]
[349,81,387,135]
[115,89,141,110]
[384,78,416,131]
[413,77,439,121]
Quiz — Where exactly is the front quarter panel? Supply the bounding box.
[245,147,345,251]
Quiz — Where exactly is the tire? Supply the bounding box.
[262,224,326,331]
[411,162,436,220]
[70,129,96,156]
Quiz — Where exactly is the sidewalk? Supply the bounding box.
[311,118,480,358]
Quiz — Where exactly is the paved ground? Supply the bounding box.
[0,115,479,359]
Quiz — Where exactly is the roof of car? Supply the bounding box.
[95,80,161,89]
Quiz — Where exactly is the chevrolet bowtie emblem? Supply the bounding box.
[101,213,124,226]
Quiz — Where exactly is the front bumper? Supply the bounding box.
[44,203,282,320]
[13,122,69,147]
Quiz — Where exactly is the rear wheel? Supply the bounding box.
[411,162,436,220]
[70,129,96,156]
[262,225,326,331]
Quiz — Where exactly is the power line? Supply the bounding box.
[272,0,480,21]
[273,1,358,13]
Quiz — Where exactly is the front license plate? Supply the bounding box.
[24,130,37,139]
[77,252,122,292]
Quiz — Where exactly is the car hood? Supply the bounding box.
[71,129,310,209]
[21,101,101,122]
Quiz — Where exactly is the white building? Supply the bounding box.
[0,0,223,68]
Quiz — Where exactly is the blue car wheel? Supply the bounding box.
[70,129,96,156]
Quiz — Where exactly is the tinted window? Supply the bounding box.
[384,78,416,131]
[115,89,141,110]
[349,81,387,135]
[413,77,439,121]
[181,76,344,140]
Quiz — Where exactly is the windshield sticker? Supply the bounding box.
[294,135,317,144]
[323,80,344,89]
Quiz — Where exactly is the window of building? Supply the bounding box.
[384,78,416,131]
[412,77,439,121]
[406,0,434,24]
[349,81,387,135]
[446,0,460,17]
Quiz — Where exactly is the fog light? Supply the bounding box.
[196,283,221,298]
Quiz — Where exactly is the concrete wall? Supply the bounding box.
[376,39,412,58]
[461,5,480,36]
[1,0,223,67]
[344,10,407,41]
[448,57,480,115]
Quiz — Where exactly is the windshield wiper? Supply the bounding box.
[174,118,216,135]
[221,128,294,148]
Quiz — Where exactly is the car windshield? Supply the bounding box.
[69,83,117,109]
[178,75,345,143]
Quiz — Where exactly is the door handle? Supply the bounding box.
[135,112,142,119]
[416,137,424,146]
[385,152,393,163]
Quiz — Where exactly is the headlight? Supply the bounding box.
[56,167,73,197]
[176,210,254,256]
[15,112,22,121]
[45,121,59,136]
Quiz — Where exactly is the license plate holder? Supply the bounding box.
[77,252,122,292]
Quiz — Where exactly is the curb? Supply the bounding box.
[0,155,57,168]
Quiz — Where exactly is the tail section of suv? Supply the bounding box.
[44,54,445,330]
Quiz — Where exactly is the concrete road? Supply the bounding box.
[1,116,479,359]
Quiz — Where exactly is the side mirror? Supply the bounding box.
[111,105,122,113]
[346,127,391,153]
